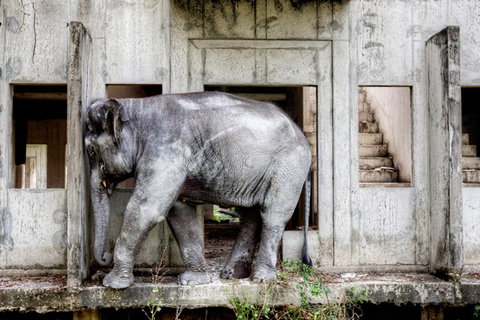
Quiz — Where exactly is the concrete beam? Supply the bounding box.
[0,273,456,313]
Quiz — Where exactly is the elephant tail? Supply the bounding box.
[301,170,313,266]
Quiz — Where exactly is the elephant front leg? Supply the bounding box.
[102,206,160,289]
[103,170,185,289]
[221,208,261,279]
[167,202,210,285]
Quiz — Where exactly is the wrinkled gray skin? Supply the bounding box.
[85,92,311,289]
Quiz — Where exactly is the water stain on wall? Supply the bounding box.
[6,57,22,79]
[55,64,69,81]
[52,208,67,253]
[6,17,20,33]
[0,207,14,249]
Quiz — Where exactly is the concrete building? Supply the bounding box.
[1,0,480,318]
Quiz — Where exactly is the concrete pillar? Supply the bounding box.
[426,26,463,278]
[421,306,444,320]
[73,310,101,320]
[202,204,214,221]
[67,21,91,288]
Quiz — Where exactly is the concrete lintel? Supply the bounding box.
[190,39,331,51]
[0,274,455,313]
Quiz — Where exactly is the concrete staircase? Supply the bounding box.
[359,89,399,183]
[462,133,480,184]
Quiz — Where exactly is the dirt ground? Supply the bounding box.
[204,220,239,273]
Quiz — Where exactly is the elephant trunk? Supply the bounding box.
[91,168,113,266]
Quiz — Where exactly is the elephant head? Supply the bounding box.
[85,99,131,266]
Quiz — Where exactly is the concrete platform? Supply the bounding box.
[0,272,468,313]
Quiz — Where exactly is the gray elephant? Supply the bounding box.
[85,91,312,289]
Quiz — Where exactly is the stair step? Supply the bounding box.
[463,170,480,183]
[360,169,398,183]
[358,90,366,105]
[463,145,477,157]
[359,111,375,122]
[359,133,383,145]
[462,157,480,169]
[463,133,470,145]
[359,157,393,170]
[359,121,379,133]
[359,101,371,113]
[359,145,388,157]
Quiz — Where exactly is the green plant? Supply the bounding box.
[213,205,239,222]
[143,249,183,320]
[229,259,365,320]
[474,304,480,318]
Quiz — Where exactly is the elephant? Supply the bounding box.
[85,91,312,289]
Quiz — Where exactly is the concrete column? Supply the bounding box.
[73,310,101,320]
[426,26,463,278]
[421,306,444,320]
[67,22,91,288]
[202,204,214,221]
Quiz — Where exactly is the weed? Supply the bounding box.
[475,304,480,318]
[143,248,183,320]
[229,259,365,320]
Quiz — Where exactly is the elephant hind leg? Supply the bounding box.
[221,207,261,279]
[251,201,299,283]
[167,201,210,285]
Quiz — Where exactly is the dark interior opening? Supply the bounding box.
[12,85,67,189]
[462,88,480,148]
[204,85,318,230]
[461,87,480,185]
[106,84,163,189]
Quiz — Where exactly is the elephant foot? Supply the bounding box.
[103,269,134,289]
[221,262,251,279]
[251,268,277,283]
[179,271,210,285]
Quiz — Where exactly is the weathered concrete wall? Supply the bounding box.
[463,190,480,271]
[1,0,480,288]
[1,189,67,270]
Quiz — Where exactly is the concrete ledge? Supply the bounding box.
[460,274,480,303]
[0,273,457,313]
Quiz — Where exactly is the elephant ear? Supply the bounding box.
[103,99,129,145]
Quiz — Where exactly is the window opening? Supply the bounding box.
[106,85,162,189]
[204,85,318,227]
[461,87,480,185]
[202,86,317,269]
[12,85,67,189]
[358,87,412,186]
